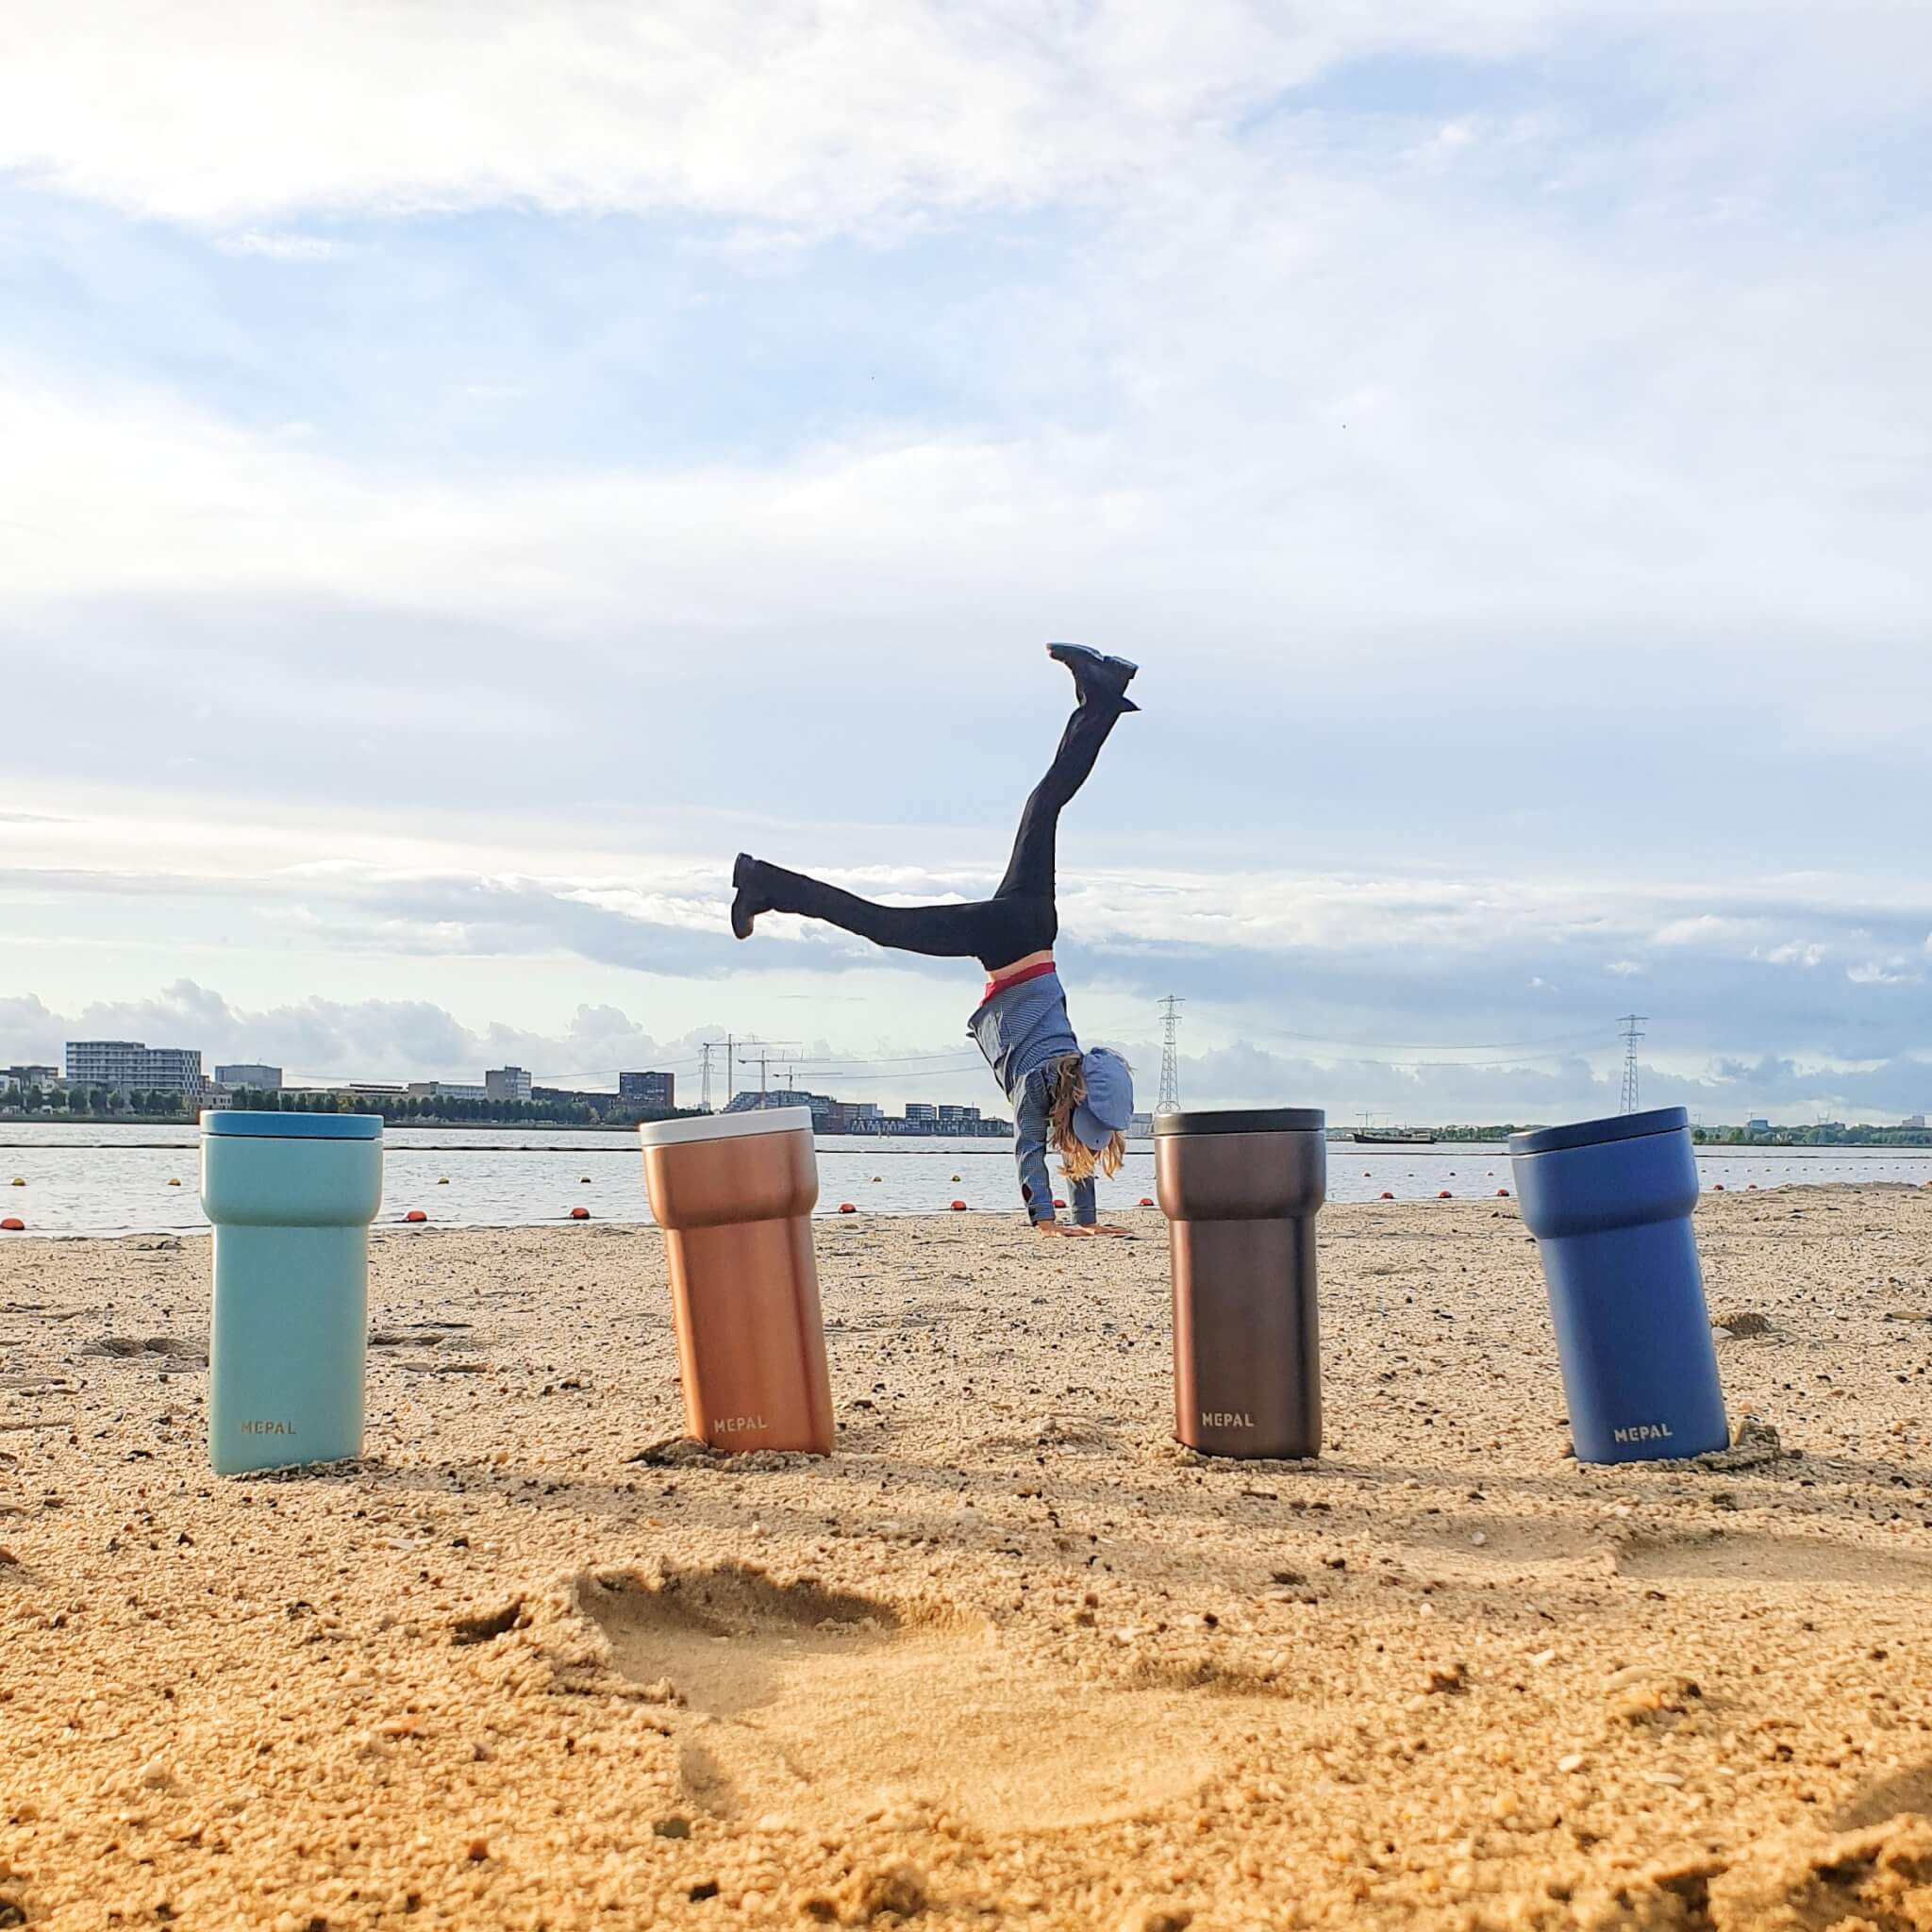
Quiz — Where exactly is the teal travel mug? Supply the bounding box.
[200,1111,384,1474]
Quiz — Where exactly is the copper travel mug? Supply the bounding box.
[640,1107,834,1456]
[1156,1108,1326,1458]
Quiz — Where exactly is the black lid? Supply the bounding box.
[1153,1107,1325,1136]
[1507,1106,1690,1158]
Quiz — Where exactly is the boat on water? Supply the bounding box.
[1351,1126,1437,1145]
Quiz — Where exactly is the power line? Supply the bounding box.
[1257,1024,1612,1055]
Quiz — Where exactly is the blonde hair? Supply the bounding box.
[1045,1052,1127,1185]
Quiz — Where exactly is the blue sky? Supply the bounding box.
[3,2,1929,1122]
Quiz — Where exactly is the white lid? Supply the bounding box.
[638,1107,815,1148]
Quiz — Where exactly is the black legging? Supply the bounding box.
[747,699,1124,973]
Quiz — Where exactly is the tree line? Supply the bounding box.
[2,1084,190,1116]
[223,1089,687,1127]
[0,1083,690,1126]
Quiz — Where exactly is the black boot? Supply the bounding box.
[729,853,769,940]
[1046,641,1140,711]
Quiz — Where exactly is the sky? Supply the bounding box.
[2,1,1929,1124]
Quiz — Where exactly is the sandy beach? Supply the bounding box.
[4,1191,1931,1930]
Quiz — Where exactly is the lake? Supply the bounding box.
[1,1123,1927,1238]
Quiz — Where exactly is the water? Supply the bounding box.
[2,1124,1928,1239]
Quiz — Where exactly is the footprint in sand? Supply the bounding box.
[1835,1756,1932,1831]
[78,1335,207,1365]
[1617,1530,1932,1591]
[579,1564,1241,1833]
[1396,1513,1603,1574]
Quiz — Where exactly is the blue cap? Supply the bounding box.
[1071,1047,1134,1150]
[1507,1107,1688,1158]
[202,1109,383,1141]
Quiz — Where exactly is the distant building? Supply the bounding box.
[216,1063,283,1091]
[66,1041,204,1097]
[724,1089,828,1118]
[937,1104,981,1130]
[485,1066,532,1104]
[5,1064,59,1091]
[1905,1115,1927,1130]
[1745,1118,1773,1135]
[618,1071,676,1109]
[904,1103,939,1126]
[1128,1111,1155,1139]
[407,1081,489,1103]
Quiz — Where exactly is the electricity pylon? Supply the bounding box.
[1618,1014,1647,1115]
[1157,995,1184,1114]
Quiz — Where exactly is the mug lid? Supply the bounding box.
[1507,1106,1689,1158]
[640,1107,814,1148]
[201,1109,383,1140]
[1153,1107,1325,1136]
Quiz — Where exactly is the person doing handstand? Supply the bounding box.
[729,644,1141,1238]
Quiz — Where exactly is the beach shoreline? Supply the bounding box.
[4,1193,1931,1928]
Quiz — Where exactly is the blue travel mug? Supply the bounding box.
[200,1111,384,1474]
[1508,1107,1726,1464]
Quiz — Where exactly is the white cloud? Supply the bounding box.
[0,3,1576,230]
[214,230,346,260]
[1847,960,1922,987]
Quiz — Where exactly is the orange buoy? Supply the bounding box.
[1496,1188,1510,1198]
[437,1176,450,1185]
[8,1177,23,1186]
[1053,1197,1066,1209]
[1379,1191,1394,1200]
[569,1206,590,1220]
[580,1175,591,1184]
[167,1177,181,1187]
[405,1209,428,1224]
[1,1216,24,1231]
[1439,1190,1453,1199]
[950,1199,968,1211]
[839,1203,857,1214]
[1139,1196,1155,1208]
[1711,1183,1724,1192]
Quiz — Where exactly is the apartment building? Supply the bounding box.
[65,1041,205,1097]
[618,1071,676,1108]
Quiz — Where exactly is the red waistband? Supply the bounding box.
[981,958,1058,1005]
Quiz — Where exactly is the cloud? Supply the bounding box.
[5,4,1931,1126]
[214,230,347,261]
[0,979,698,1088]
[0,3,1586,230]
[1847,960,1923,987]
[5,976,1925,1124]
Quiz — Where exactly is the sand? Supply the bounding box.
[3,1190,1932,1930]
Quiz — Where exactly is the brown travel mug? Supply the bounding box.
[1156,1108,1326,1459]
[640,1108,834,1457]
